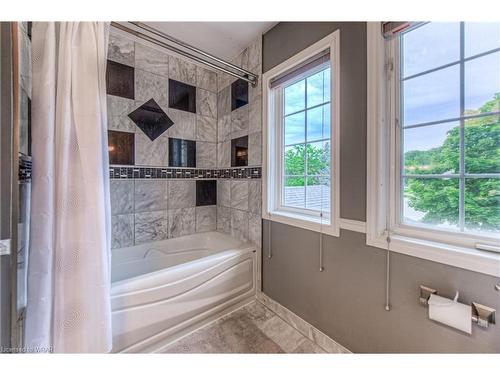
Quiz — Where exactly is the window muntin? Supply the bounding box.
[398,22,500,236]
[281,65,331,214]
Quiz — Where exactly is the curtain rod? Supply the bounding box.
[110,22,258,87]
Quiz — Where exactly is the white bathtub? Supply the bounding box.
[111,231,255,353]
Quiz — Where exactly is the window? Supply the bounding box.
[366,22,500,277]
[263,31,340,236]
[282,65,331,212]
[396,22,499,239]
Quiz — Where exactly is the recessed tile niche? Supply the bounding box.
[169,79,196,113]
[169,138,196,168]
[196,180,217,206]
[108,130,135,165]
[231,135,248,167]
[128,99,174,141]
[106,60,135,100]
[231,78,248,111]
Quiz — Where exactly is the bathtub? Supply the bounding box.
[111,231,255,353]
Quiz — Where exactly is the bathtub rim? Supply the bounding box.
[112,231,249,263]
[111,231,255,286]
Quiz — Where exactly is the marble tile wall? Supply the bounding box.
[216,178,262,247]
[215,36,263,269]
[108,31,218,249]
[107,30,218,169]
[110,179,216,248]
[109,31,263,253]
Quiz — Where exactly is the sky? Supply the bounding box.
[283,68,331,146]
[402,22,500,152]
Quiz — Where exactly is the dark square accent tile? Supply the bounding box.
[231,135,248,167]
[128,99,174,141]
[168,138,196,168]
[108,130,134,165]
[169,79,196,113]
[106,60,135,99]
[196,180,217,206]
[231,78,248,111]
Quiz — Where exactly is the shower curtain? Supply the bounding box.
[24,22,112,353]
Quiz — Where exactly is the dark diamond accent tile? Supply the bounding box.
[169,79,196,113]
[169,138,196,168]
[128,99,174,141]
[108,130,134,165]
[106,60,135,99]
[231,135,248,167]
[231,78,248,111]
[196,180,217,206]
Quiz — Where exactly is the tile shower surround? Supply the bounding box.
[215,37,263,258]
[108,31,262,251]
[110,176,262,249]
[106,33,219,170]
[112,179,206,248]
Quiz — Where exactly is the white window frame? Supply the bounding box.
[262,30,340,237]
[366,22,500,277]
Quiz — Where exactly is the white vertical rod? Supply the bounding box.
[267,220,272,259]
[385,245,391,311]
[319,231,324,272]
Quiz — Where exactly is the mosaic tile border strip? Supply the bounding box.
[109,166,262,179]
[19,154,32,183]
[18,161,260,182]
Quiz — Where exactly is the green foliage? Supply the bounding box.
[284,143,330,186]
[404,93,500,230]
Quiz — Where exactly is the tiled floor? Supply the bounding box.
[162,301,325,353]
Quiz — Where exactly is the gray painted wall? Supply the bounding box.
[262,22,500,353]
[263,222,500,353]
[263,22,366,221]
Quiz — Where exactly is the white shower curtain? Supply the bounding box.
[25,22,112,353]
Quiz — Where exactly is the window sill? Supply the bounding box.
[368,233,500,277]
[263,209,339,237]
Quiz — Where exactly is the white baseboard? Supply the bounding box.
[256,292,351,354]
